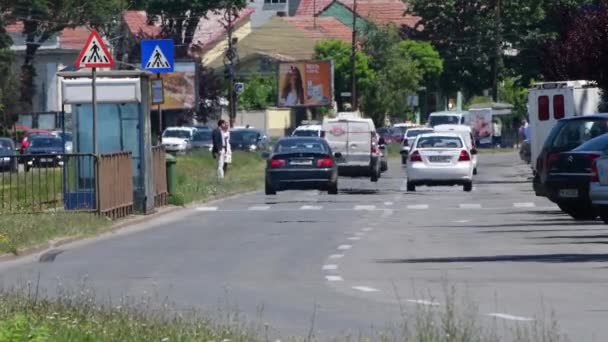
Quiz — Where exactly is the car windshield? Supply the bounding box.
[573,132,608,151]
[417,136,463,148]
[0,139,13,151]
[429,116,460,127]
[551,119,608,150]
[30,137,63,148]
[407,129,433,137]
[231,130,259,144]
[293,130,319,137]
[275,139,328,153]
[193,131,212,141]
[392,127,407,136]
[163,130,191,139]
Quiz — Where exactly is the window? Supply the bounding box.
[552,119,608,150]
[538,96,549,121]
[554,95,565,119]
[416,136,463,149]
[264,0,286,3]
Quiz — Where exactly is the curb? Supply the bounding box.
[0,189,259,263]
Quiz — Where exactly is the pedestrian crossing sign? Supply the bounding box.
[75,30,114,68]
[141,40,175,73]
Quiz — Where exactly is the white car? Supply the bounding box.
[590,155,608,223]
[161,127,195,154]
[292,124,322,137]
[400,127,434,164]
[433,124,478,174]
[406,133,476,192]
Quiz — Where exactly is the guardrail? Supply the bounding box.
[97,152,134,219]
[152,146,168,207]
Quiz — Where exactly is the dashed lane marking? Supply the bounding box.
[347,236,361,241]
[355,232,365,236]
[322,264,338,271]
[196,206,218,211]
[337,244,352,250]
[384,201,394,206]
[354,205,376,211]
[513,202,535,208]
[300,205,322,210]
[329,254,344,259]
[487,313,535,321]
[407,204,429,210]
[460,203,482,209]
[325,275,344,282]
[454,220,471,223]
[362,228,373,232]
[352,286,380,293]
[248,205,270,211]
[407,299,440,306]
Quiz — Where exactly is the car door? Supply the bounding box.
[347,121,372,166]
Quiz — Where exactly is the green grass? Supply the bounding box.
[0,168,64,212]
[478,147,517,154]
[385,143,403,159]
[170,151,265,205]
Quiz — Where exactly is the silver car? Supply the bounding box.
[590,154,608,223]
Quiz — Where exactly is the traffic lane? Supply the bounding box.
[0,175,406,338]
[334,196,608,340]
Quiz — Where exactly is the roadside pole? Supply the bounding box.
[157,72,162,141]
[92,67,98,154]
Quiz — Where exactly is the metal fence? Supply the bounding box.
[97,152,134,220]
[152,146,168,207]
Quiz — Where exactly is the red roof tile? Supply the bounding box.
[122,10,162,38]
[191,7,254,52]
[282,17,352,43]
[59,26,92,50]
[296,0,334,16]
[5,21,23,33]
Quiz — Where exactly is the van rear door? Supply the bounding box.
[324,120,349,156]
[347,121,372,166]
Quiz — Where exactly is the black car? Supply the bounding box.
[534,114,608,199]
[230,128,269,152]
[23,136,65,172]
[191,130,213,151]
[264,137,339,195]
[0,138,17,172]
[544,133,608,220]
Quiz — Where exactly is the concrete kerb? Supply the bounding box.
[0,190,259,264]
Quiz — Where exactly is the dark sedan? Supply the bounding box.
[545,133,608,220]
[264,137,339,195]
[191,130,213,151]
[230,128,269,152]
[0,138,17,172]
[23,136,65,172]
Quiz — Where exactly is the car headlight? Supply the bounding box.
[249,145,257,151]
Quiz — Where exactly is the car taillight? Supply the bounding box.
[317,158,334,168]
[270,159,286,168]
[591,160,599,182]
[586,153,601,161]
[547,153,560,169]
[458,150,471,161]
[410,151,422,162]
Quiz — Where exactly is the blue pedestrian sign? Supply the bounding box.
[141,39,174,73]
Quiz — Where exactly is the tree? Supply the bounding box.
[0,13,17,131]
[5,0,123,112]
[499,77,528,120]
[399,41,443,82]
[238,76,276,111]
[197,66,224,123]
[313,39,375,112]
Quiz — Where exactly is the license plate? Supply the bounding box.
[559,189,579,198]
[429,155,451,162]
[41,158,53,162]
[290,160,312,166]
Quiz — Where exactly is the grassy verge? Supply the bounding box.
[169,151,265,205]
[478,147,517,154]
[385,143,403,159]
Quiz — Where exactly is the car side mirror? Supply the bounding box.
[261,151,270,159]
[471,148,478,155]
[334,152,343,159]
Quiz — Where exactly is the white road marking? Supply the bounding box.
[381,209,394,218]
[354,205,376,211]
[322,264,338,271]
[460,203,482,209]
[355,232,365,236]
[514,202,535,208]
[196,206,218,212]
[487,313,535,322]
[300,205,322,210]
[454,220,471,223]
[407,299,440,306]
[407,204,429,210]
[362,228,373,232]
[329,254,344,259]
[352,286,380,293]
[337,244,352,250]
[347,236,361,241]
[248,205,270,211]
[325,275,344,282]
[384,201,394,206]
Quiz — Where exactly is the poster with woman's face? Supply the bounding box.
[278,61,333,107]
[472,110,493,139]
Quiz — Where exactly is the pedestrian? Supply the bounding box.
[492,119,502,148]
[212,119,232,179]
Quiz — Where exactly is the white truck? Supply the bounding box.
[528,80,601,170]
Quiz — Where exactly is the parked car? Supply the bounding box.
[590,153,608,223]
[544,133,608,220]
[191,129,213,151]
[230,128,269,152]
[23,136,65,172]
[161,127,195,154]
[322,116,381,182]
[52,130,73,153]
[19,129,54,154]
[534,115,608,200]
[406,133,476,192]
[263,137,338,195]
[0,138,17,172]
[193,125,211,131]
[400,127,434,164]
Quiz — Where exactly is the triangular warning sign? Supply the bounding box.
[145,45,171,70]
[75,30,114,68]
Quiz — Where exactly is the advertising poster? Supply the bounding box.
[278,61,333,107]
[470,108,493,145]
[159,61,196,110]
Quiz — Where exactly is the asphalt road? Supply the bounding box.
[1,152,607,341]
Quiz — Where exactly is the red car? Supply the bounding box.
[19,129,54,154]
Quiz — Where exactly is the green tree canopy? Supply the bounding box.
[238,76,277,111]
[399,40,443,81]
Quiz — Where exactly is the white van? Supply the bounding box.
[434,124,478,174]
[528,80,601,170]
[322,116,381,182]
[427,111,470,128]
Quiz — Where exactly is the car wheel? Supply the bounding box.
[473,168,478,175]
[558,203,597,220]
[599,207,608,224]
[401,156,407,165]
[371,168,379,182]
[265,182,276,195]
[463,181,473,192]
[406,182,416,192]
[24,165,30,173]
[328,182,338,195]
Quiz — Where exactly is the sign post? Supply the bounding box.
[141,39,175,140]
[75,30,114,155]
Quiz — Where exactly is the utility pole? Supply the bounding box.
[350,0,357,111]
[313,0,317,29]
[222,1,238,128]
[492,0,502,102]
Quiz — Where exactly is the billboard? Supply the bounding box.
[277,61,333,108]
[158,61,197,110]
[470,108,493,145]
